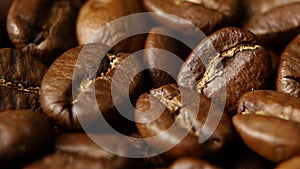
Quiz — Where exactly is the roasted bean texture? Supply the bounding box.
[1,0,300,168]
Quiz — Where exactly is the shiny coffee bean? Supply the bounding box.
[178,27,271,113]
[143,0,238,35]
[24,133,147,169]
[0,110,56,167]
[41,43,143,130]
[0,48,47,112]
[7,0,78,65]
[242,0,300,19]
[244,2,300,48]
[238,90,300,124]
[277,33,300,98]
[135,84,234,160]
[76,0,145,53]
[143,27,191,88]
[169,157,221,169]
[275,155,300,169]
[233,114,300,163]
[0,0,12,48]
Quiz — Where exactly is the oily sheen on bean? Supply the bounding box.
[178,27,272,113]
[41,43,143,130]
[135,84,234,160]
[277,33,300,98]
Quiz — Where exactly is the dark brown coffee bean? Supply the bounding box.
[0,48,47,112]
[41,43,143,130]
[169,157,221,169]
[76,0,145,53]
[233,114,300,163]
[7,0,78,65]
[0,0,12,48]
[143,27,191,88]
[24,133,147,169]
[238,90,300,124]
[277,33,300,98]
[244,2,300,48]
[135,84,234,160]
[275,155,300,169]
[242,0,300,19]
[0,110,56,167]
[143,0,238,35]
[178,27,272,113]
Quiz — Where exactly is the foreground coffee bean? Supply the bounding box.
[277,33,300,98]
[238,90,300,124]
[135,84,234,160]
[143,27,191,88]
[0,48,48,112]
[178,27,271,113]
[24,133,147,169]
[233,114,300,163]
[0,110,56,167]
[244,2,300,48]
[7,0,78,65]
[143,0,238,35]
[41,43,143,130]
[274,155,300,169]
[76,0,145,53]
[169,157,221,169]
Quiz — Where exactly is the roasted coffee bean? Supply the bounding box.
[244,2,300,48]
[143,0,238,35]
[76,0,145,53]
[41,43,143,130]
[7,0,78,65]
[0,110,56,167]
[238,90,300,124]
[135,84,234,160]
[233,114,300,163]
[274,155,300,169]
[242,0,300,19]
[277,33,300,98]
[24,152,108,169]
[178,27,271,113]
[143,27,191,88]
[24,133,147,169]
[0,0,12,48]
[169,157,221,169]
[0,48,47,112]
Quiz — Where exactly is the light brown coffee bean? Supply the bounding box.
[275,155,300,169]
[76,0,145,53]
[238,90,300,124]
[233,114,300,163]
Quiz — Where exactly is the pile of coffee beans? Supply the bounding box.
[1,0,300,168]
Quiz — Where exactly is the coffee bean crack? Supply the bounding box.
[197,44,260,93]
[150,85,201,137]
[72,52,124,104]
[0,79,40,95]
